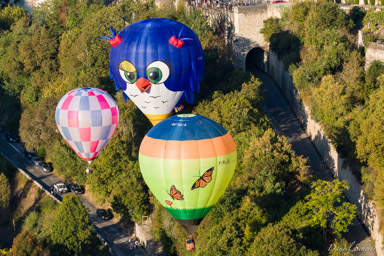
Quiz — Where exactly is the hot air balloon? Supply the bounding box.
[139,114,237,236]
[102,18,204,125]
[55,88,119,168]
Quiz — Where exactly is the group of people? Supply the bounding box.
[188,0,255,11]
[128,239,140,250]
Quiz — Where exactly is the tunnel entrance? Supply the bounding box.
[246,48,264,72]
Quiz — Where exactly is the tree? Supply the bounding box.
[0,173,10,214]
[111,164,150,222]
[305,180,356,239]
[8,230,43,256]
[304,3,353,46]
[50,195,92,255]
[242,129,309,197]
[260,18,282,42]
[364,61,384,100]
[0,5,27,31]
[310,75,352,145]
[194,197,267,256]
[352,86,384,173]
[195,75,267,135]
[247,224,319,256]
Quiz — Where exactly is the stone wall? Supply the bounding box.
[365,42,384,70]
[266,50,384,256]
[232,3,290,70]
[135,216,164,255]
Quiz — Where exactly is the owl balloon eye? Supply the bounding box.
[119,61,137,84]
[146,61,170,84]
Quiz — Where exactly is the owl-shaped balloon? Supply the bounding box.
[102,18,204,125]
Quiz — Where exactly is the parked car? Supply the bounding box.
[272,0,286,3]
[24,151,37,160]
[96,209,112,220]
[38,162,53,172]
[31,156,43,166]
[53,182,68,194]
[5,132,20,143]
[50,186,56,195]
[69,184,85,194]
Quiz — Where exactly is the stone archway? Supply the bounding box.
[246,47,265,72]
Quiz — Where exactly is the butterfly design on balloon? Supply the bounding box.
[102,18,204,125]
[167,167,214,201]
[168,185,184,201]
[191,167,214,190]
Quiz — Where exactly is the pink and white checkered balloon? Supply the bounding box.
[55,88,119,162]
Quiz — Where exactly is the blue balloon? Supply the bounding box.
[103,18,204,125]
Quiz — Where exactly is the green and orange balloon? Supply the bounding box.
[139,114,237,234]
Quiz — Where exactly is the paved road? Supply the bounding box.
[0,133,146,256]
[253,69,376,256]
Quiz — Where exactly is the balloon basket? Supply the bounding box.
[186,235,195,251]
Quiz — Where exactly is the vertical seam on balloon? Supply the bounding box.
[204,120,225,211]
[195,138,202,220]
[162,124,174,208]
[179,133,186,214]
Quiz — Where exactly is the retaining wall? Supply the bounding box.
[266,50,384,256]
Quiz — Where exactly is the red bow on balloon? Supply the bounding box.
[109,35,122,48]
[100,27,122,48]
[169,36,184,49]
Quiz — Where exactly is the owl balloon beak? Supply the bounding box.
[136,77,152,93]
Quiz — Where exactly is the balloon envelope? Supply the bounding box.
[107,18,204,125]
[55,88,119,161]
[139,114,236,234]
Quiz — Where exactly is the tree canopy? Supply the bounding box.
[50,195,91,255]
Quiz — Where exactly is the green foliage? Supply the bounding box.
[194,197,267,256]
[292,28,353,92]
[247,224,319,256]
[50,195,92,255]
[348,86,384,208]
[110,168,150,222]
[362,11,384,45]
[242,129,308,197]
[8,230,43,256]
[0,249,9,255]
[310,75,352,144]
[288,2,312,40]
[329,238,354,256]
[352,86,384,173]
[360,167,376,200]
[364,0,368,4]
[260,18,282,42]
[338,51,365,105]
[23,211,39,232]
[303,3,353,46]
[195,75,268,135]
[0,5,27,31]
[177,10,212,47]
[370,0,376,5]
[19,96,61,151]
[305,180,356,238]
[0,173,10,214]
[87,99,150,221]
[364,60,384,100]
[349,7,366,26]
[22,197,59,239]
[270,31,301,68]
